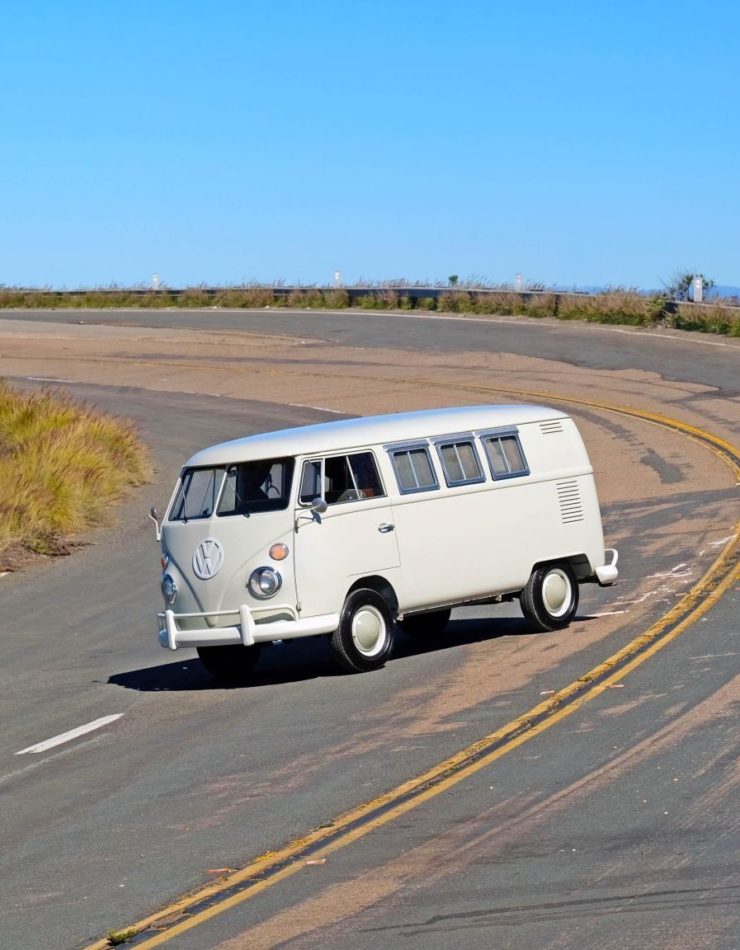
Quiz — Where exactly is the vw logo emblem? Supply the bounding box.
[192,538,225,580]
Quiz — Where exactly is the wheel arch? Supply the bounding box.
[529,553,591,583]
[347,575,399,617]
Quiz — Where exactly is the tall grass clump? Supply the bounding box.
[284,288,350,309]
[213,287,278,308]
[471,291,559,318]
[357,290,402,310]
[556,291,666,326]
[0,382,152,566]
[672,302,740,336]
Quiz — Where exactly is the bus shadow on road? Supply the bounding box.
[107,615,576,692]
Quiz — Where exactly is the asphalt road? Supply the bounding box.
[0,310,737,950]
[3,306,738,392]
[172,584,740,950]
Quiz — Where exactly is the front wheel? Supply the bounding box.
[197,643,263,684]
[331,589,395,673]
[520,562,578,632]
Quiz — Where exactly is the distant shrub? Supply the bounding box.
[673,303,740,336]
[557,291,665,327]
[358,290,400,309]
[178,288,211,308]
[437,292,474,313]
[321,290,350,309]
[469,293,518,315]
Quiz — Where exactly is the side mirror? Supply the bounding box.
[148,506,162,541]
[311,497,328,515]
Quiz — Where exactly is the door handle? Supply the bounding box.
[378,523,395,533]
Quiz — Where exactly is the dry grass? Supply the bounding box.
[556,291,667,326]
[0,382,152,568]
[672,302,740,335]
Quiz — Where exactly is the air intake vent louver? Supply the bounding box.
[540,420,564,435]
[557,480,584,523]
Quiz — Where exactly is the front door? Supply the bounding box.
[294,452,400,617]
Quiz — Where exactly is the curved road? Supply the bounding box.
[0,309,737,949]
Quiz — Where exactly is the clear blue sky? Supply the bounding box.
[2,1,738,289]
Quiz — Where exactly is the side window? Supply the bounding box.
[482,433,529,479]
[217,458,294,515]
[389,445,438,494]
[299,460,322,505]
[347,452,385,499]
[436,438,484,487]
[299,453,385,505]
[324,455,354,503]
[325,452,385,504]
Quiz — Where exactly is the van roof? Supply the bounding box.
[185,404,568,468]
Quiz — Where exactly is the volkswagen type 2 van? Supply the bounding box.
[154,405,618,681]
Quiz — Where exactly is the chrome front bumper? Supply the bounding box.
[157,604,340,651]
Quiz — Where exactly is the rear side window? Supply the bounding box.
[299,452,385,505]
[436,438,484,487]
[482,433,529,479]
[389,445,438,494]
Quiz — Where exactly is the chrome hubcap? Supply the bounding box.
[542,569,572,617]
[352,606,386,656]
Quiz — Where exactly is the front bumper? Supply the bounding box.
[158,603,340,651]
[595,548,619,586]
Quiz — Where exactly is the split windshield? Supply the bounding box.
[169,458,294,521]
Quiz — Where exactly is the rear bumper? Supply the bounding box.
[595,548,619,586]
[158,604,340,651]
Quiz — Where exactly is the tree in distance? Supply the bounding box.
[664,270,715,301]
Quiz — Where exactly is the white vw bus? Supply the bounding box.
[154,405,618,681]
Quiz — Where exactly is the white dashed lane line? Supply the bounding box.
[15,714,124,756]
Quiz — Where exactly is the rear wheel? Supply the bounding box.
[399,608,451,639]
[331,589,394,673]
[520,562,578,632]
[197,643,263,683]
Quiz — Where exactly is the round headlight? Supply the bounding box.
[161,573,178,605]
[248,567,282,599]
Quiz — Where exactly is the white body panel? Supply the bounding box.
[294,496,401,617]
[161,512,297,629]
[156,405,617,651]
